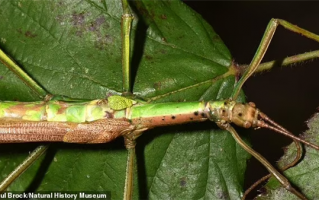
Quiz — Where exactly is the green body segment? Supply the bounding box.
[0,99,115,123]
[0,97,215,144]
[127,101,210,128]
[0,95,235,143]
[0,97,230,127]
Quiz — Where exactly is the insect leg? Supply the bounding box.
[0,48,50,192]
[120,0,135,199]
[232,18,319,100]
[121,0,134,95]
[226,125,307,200]
[0,145,48,192]
[242,140,302,199]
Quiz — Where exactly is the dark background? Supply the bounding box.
[183,1,319,198]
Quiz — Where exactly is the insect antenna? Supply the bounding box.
[257,111,319,150]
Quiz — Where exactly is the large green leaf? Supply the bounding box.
[0,0,250,199]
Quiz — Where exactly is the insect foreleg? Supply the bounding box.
[232,18,319,100]
[225,125,307,200]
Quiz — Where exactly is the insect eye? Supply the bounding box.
[238,113,242,117]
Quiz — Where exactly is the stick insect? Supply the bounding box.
[194,2,319,199]
[1,1,319,200]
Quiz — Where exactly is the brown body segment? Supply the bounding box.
[0,118,135,144]
[63,118,135,143]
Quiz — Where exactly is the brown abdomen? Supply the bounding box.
[0,119,135,144]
